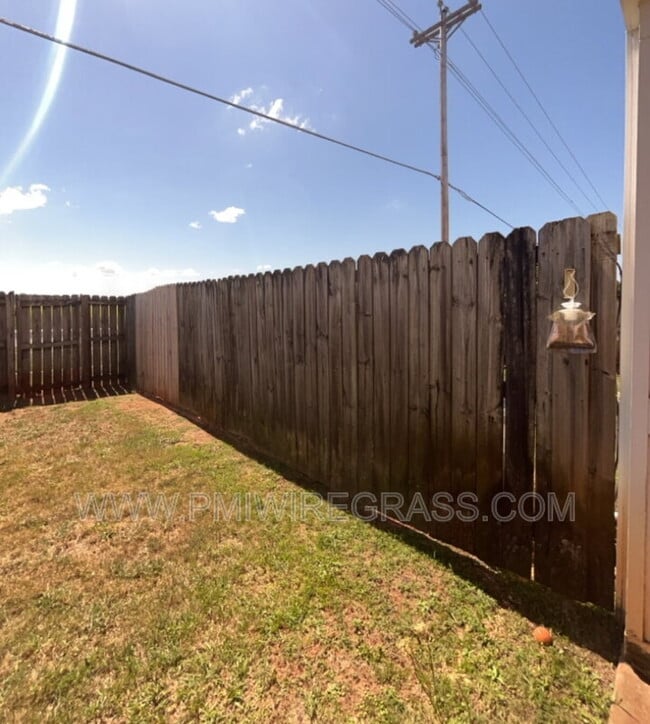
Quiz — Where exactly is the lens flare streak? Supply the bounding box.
[2,0,78,185]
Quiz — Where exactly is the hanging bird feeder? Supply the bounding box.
[546,268,597,353]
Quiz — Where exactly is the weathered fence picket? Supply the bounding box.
[535,218,593,602]
[357,256,373,495]
[389,250,409,508]
[586,213,618,608]
[0,293,10,410]
[428,242,452,544]
[451,237,478,552]
[476,232,506,567]
[371,253,390,498]
[502,227,537,577]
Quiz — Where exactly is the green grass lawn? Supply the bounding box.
[0,395,620,722]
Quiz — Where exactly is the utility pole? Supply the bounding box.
[411,0,481,244]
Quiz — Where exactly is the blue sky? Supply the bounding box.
[0,0,626,294]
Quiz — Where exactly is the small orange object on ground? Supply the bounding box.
[533,626,553,646]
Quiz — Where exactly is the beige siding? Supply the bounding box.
[619,0,650,657]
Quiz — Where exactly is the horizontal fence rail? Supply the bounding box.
[0,294,131,408]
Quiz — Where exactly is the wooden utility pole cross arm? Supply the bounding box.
[410,0,481,47]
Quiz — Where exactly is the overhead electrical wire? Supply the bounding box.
[437,27,621,271]
[460,27,598,212]
[370,0,621,277]
[375,0,421,33]
[441,50,583,214]
[371,0,584,215]
[468,10,620,269]
[0,15,514,229]
[480,9,609,210]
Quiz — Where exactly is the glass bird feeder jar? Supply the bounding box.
[546,268,597,354]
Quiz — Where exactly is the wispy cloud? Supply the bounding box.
[97,261,119,277]
[0,183,50,215]
[229,87,253,106]
[189,220,202,230]
[256,264,273,272]
[230,88,313,136]
[210,206,246,224]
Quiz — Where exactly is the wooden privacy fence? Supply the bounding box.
[0,294,131,408]
[137,213,618,607]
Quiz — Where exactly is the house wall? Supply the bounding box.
[619,0,650,676]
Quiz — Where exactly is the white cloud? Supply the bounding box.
[234,90,313,136]
[189,220,202,230]
[0,183,50,215]
[229,87,253,105]
[97,260,120,277]
[256,264,272,272]
[246,163,253,169]
[209,206,246,224]
[0,260,201,295]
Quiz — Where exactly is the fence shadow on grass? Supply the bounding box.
[3,383,132,412]
[371,519,623,665]
[145,392,623,666]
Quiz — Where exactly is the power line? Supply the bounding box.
[445,49,620,271]
[424,38,582,214]
[460,28,598,213]
[371,0,621,274]
[371,0,583,215]
[374,0,419,32]
[0,15,514,229]
[444,52,582,214]
[480,9,608,209]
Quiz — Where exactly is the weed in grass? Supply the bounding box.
[360,688,408,722]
